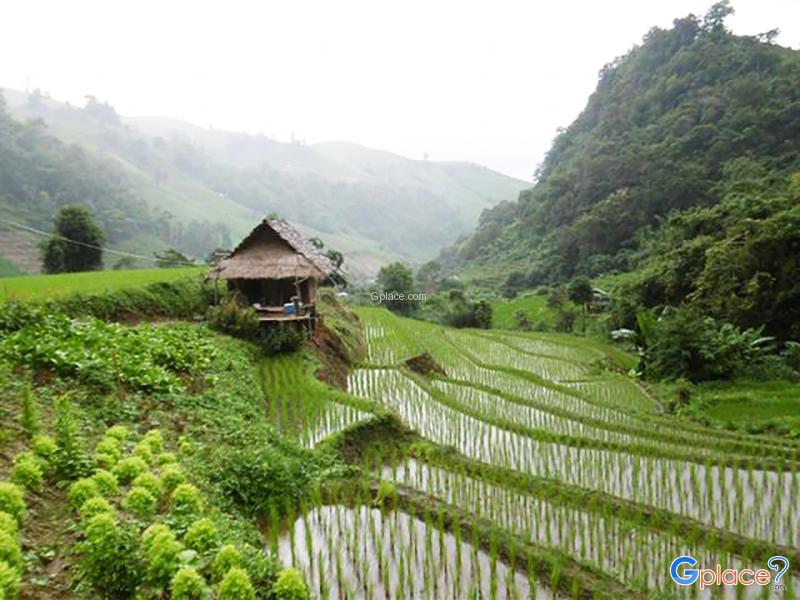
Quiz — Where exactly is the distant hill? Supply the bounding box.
[441,6,800,338]
[0,88,526,278]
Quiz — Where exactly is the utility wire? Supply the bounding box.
[0,217,201,267]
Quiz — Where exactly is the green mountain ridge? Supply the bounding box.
[0,89,528,278]
[442,5,800,339]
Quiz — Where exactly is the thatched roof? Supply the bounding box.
[207,218,336,281]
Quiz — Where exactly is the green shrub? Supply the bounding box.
[54,395,90,479]
[68,478,100,509]
[0,530,21,569]
[158,452,177,465]
[94,436,123,460]
[170,566,207,600]
[91,469,119,496]
[93,452,117,470]
[143,430,164,454]
[19,384,40,439]
[113,456,148,484]
[169,484,203,521]
[105,425,130,441]
[132,472,162,497]
[31,434,58,464]
[240,544,280,595]
[10,452,44,491]
[160,464,186,493]
[0,512,17,537]
[207,300,260,343]
[0,482,27,525]
[218,567,256,600]
[211,544,242,582]
[145,529,183,588]
[141,523,173,555]
[78,513,141,597]
[0,559,20,600]
[79,496,115,520]
[273,567,309,600]
[183,518,218,553]
[260,324,306,355]
[133,441,155,465]
[123,487,158,519]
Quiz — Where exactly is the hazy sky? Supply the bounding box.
[2,0,799,179]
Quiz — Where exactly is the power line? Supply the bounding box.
[0,217,201,267]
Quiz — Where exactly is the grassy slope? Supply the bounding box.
[0,267,207,303]
[491,292,562,329]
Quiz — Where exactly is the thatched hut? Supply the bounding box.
[206,218,336,323]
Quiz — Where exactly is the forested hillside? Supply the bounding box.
[0,90,526,276]
[443,4,800,338]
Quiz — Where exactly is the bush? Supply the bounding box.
[0,559,20,600]
[91,469,119,496]
[158,452,177,465]
[54,395,90,479]
[105,425,130,441]
[32,434,58,464]
[170,566,207,600]
[133,441,155,465]
[218,567,256,600]
[207,299,260,342]
[169,484,204,521]
[142,430,164,454]
[79,513,141,597]
[145,529,183,588]
[68,478,101,509]
[79,496,115,520]
[273,567,309,600]
[211,544,242,582]
[113,456,149,484]
[260,324,306,355]
[141,524,173,555]
[132,472,162,497]
[94,436,123,460]
[0,530,21,569]
[183,518,218,553]
[160,464,186,493]
[19,385,40,439]
[0,483,26,526]
[0,512,17,537]
[643,308,777,381]
[123,487,158,519]
[10,452,44,491]
[240,544,280,595]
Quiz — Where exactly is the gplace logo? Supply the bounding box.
[670,555,790,590]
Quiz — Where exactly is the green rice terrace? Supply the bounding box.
[0,283,798,598]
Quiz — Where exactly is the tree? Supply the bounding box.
[154,248,194,268]
[376,262,417,314]
[702,1,733,33]
[416,261,442,293]
[568,277,594,311]
[42,205,106,273]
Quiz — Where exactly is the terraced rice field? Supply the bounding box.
[266,306,800,598]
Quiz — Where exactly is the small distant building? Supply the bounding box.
[206,218,336,327]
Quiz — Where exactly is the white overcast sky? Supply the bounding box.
[2,0,798,179]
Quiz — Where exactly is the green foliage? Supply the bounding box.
[169,484,204,522]
[260,324,306,355]
[113,456,149,484]
[18,384,39,439]
[144,529,183,588]
[42,205,105,274]
[160,464,187,493]
[0,531,21,569]
[31,433,57,464]
[218,567,256,600]
[207,299,260,343]
[642,308,776,381]
[79,496,115,520]
[123,486,158,519]
[376,262,418,315]
[0,314,217,394]
[183,518,218,553]
[0,559,19,599]
[131,472,162,497]
[105,425,130,441]
[78,513,141,597]
[170,566,208,600]
[211,544,242,582]
[94,436,123,461]
[568,277,593,309]
[68,478,101,509]
[0,483,26,526]
[154,248,194,269]
[10,452,43,491]
[53,395,89,480]
[0,513,17,537]
[272,567,310,600]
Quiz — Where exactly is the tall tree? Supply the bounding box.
[376,262,417,314]
[42,205,106,273]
